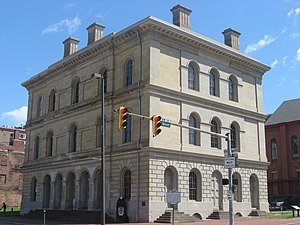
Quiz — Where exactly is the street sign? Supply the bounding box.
[161,119,171,128]
[166,190,181,204]
[224,157,235,168]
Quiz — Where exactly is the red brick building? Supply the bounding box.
[0,126,25,207]
[265,98,300,204]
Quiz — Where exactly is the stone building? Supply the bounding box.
[265,98,300,205]
[21,4,270,222]
[0,126,25,207]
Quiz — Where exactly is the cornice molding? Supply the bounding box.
[22,16,270,90]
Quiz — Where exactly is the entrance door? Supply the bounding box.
[250,174,259,209]
[164,167,178,208]
[211,171,223,210]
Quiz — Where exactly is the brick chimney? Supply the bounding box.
[63,37,80,58]
[86,22,105,45]
[170,4,192,30]
[222,28,241,51]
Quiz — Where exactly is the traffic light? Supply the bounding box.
[118,106,128,129]
[152,115,162,137]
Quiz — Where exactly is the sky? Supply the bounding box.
[0,0,299,127]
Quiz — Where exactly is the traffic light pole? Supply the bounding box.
[226,134,234,225]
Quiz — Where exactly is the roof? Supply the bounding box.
[265,98,300,126]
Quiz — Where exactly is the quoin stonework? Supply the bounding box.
[21,4,270,222]
[0,126,25,207]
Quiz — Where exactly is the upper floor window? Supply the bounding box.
[230,123,240,150]
[46,131,53,157]
[211,118,221,149]
[34,136,40,160]
[188,63,199,91]
[209,70,220,97]
[292,135,298,159]
[37,96,44,117]
[189,114,200,146]
[123,115,132,143]
[271,138,278,161]
[49,89,56,112]
[103,70,107,93]
[69,125,77,152]
[228,75,238,102]
[125,59,133,86]
[71,78,80,105]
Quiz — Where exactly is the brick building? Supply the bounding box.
[265,98,300,204]
[21,4,270,222]
[0,126,25,207]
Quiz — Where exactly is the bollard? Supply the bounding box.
[11,208,13,216]
[43,209,46,225]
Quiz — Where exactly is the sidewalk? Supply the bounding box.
[1,216,300,225]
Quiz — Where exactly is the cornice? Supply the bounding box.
[22,16,270,90]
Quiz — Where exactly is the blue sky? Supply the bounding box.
[0,0,299,127]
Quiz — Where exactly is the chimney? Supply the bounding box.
[222,28,241,51]
[63,37,80,58]
[86,22,105,45]
[170,4,192,30]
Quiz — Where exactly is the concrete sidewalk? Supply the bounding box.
[1,216,300,225]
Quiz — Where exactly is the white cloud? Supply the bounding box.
[297,48,300,61]
[287,8,300,17]
[245,34,278,54]
[290,32,300,38]
[1,106,27,126]
[42,17,81,34]
[282,55,288,65]
[270,59,279,68]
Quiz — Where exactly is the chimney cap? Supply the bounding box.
[170,4,192,14]
[63,36,80,44]
[222,28,241,36]
[86,22,105,30]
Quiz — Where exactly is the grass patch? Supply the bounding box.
[0,207,20,216]
[261,211,296,219]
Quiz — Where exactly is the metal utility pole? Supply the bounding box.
[226,133,234,225]
[91,73,106,225]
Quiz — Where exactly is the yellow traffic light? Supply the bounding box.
[152,115,162,137]
[118,106,128,129]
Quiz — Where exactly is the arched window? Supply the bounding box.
[230,123,240,150]
[211,118,221,149]
[189,171,197,200]
[123,170,131,200]
[37,96,43,117]
[292,135,298,159]
[34,136,40,160]
[233,172,242,202]
[49,89,56,112]
[188,169,202,201]
[71,78,80,105]
[46,131,53,157]
[188,63,199,91]
[123,115,132,143]
[30,177,37,202]
[125,59,133,86]
[228,76,238,102]
[209,70,220,97]
[271,138,278,161]
[189,114,200,146]
[69,125,77,152]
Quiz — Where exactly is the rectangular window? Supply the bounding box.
[297,170,300,187]
[0,174,6,183]
[271,172,278,180]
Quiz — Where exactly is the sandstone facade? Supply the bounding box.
[21,5,270,222]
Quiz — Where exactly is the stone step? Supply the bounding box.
[154,210,200,223]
